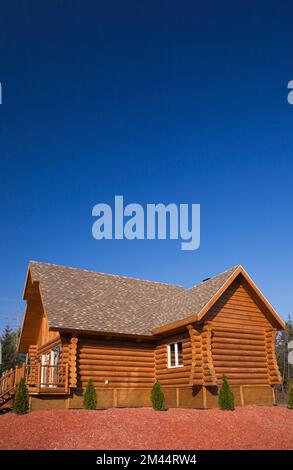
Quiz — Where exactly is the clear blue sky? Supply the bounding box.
[0,0,292,331]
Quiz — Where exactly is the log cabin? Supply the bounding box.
[0,261,285,410]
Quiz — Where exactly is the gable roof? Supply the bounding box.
[27,261,183,336]
[150,266,239,332]
[152,265,286,333]
[24,261,285,337]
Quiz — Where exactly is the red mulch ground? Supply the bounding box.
[0,406,292,450]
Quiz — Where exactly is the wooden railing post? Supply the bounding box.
[37,363,41,393]
[10,368,13,389]
[69,336,78,389]
[22,362,26,380]
[65,364,69,393]
[14,367,18,388]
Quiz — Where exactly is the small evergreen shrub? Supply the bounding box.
[288,381,293,409]
[218,374,235,410]
[151,380,166,411]
[83,379,97,410]
[13,378,29,415]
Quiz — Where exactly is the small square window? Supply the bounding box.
[168,342,183,368]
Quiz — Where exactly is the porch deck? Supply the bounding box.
[0,363,69,405]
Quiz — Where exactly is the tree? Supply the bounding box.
[83,379,97,410]
[151,380,166,411]
[218,374,235,410]
[288,381,293,409]
[0,325,19,375]
[275,315,293,395]
[13,378,29,414]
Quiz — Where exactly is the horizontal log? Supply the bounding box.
[214,361,267,368]
[219,288,258,300]
[156,372,191,380]
[80,383,154,389]
[212,325,266,336]
[213,315,268,328]
[81,375,153,383]
[155,363,188,371]
[155,359,167,366]
[79,351,153,360]
[80,370,153,378]
[156,378,190,385]
[232,298,263,310]
[185,347,201,354]
[155,346,168,353]
[182,359,192,366]
[212,354,266,362]
[219,379,269,385]
[183,354,192,361]
[155,347,167,353]
[269,373,280,379]
[188,333,200,340]
[215,367,268,373]
[216,373,268,379]
[155,355,167,362]
[218,292,262,304]
[214,311,268,326]
[80,381,153,388]
[79,357,153,367]
[78,341,155,353]
[213,331,264,340]
[212,348,266,357]
[79,345,155,356]
[212,320,267,332]
[268,365,279,371]
[216,299,266,314]
[156,366,189,374]
[79,364,154,373]
[212,337,265,346]
[212,343,265,352]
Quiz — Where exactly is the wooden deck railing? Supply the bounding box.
[0,363,26,397]
[26,364,69,393]
[0,363,68,398]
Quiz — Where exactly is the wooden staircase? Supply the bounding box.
[0,364,26,407]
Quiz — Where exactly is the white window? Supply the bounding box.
[168,342,183,368]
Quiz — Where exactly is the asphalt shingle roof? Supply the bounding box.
[28,261,239,336]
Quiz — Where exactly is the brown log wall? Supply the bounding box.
[206,279,281,385]
[77,337,155,389]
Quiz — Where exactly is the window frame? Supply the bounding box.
[167,341,184,368]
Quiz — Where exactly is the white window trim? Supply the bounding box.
[167,342,184,368]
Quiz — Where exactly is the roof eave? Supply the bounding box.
[49,326,159,341]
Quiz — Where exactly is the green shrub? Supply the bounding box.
[83,379,97,410]
[218,374,235,410]
[13,378,29,415]
[288,381,293,409]
[151,380,166,411]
